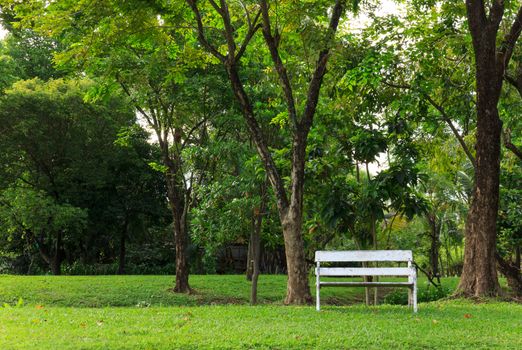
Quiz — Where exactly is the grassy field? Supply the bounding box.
[0,275,521,349]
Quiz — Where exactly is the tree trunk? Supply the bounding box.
[165,164,191,293]
[456,0,515,297]
[246,239,253,281]
[170,196,190,293]
[50,258,61,275]
[457,101,502,297]
[224,63,312,304]
[49,231,63,275]
[281,210,312,305]
[427,213,441,283]
[51,233,62,275]
[280,131,313,305]
[250,181,267,304]
[515,243,521,270]
[371,217,378,305]
[496,253,522,297]
[250,184,267,304]
[118,218,128,275]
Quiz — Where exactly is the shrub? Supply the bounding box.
[383,284,452,305]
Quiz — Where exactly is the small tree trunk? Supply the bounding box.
[50,231,63,275]
[165,166,191,293]
[363,262,371,306]
[50,250,62,275]
[50,259,61,275]
[118,218,128,275]
[427,213,441,283]
[371,218,378,305]
[246,239,253,281]
[515,245,521,270]
[172,204,190,293]
[250,209,263,304]
[250,181,267,304]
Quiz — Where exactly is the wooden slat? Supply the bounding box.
[315,250,412,262]
[320,281,413,288]
[317,267,413,276]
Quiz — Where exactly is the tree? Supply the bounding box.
[0,185,87,275]
[8,0,230,291]
[457,1,522,297]
[186,0,348,305]
[352,0,521,297]
[0,77,141,274]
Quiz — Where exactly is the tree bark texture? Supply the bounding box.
[458,56,503,296]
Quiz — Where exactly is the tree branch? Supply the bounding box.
[465,0,488,37]
[489,0,505,28]
[301,0,346,132]
[259,0,298,131]
[382,80,477,169]
[423,94,477,169]
[182,118,207,150]
[503,128,522,160]
[218,0,237,60]
[499,5,522,68]
[186,0,227,62]
[235,8,262,61]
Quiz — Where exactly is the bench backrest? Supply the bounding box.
[315,250,412,263]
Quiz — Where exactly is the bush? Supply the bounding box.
[62,262,176,275]
[383,284,452,305]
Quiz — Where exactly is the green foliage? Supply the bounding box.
[0,76,167,274]
[0,185,87,241]
[384,284,454,305]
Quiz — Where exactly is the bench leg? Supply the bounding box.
[408,287,412,308]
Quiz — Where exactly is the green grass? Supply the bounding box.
[0,275,520,349]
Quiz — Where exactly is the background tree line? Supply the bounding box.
[0,0,520,304]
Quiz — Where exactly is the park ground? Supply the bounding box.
[0,275,521,349]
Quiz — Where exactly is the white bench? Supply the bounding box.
[315,250,417,312]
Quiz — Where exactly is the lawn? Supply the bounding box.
[0,275,521,349]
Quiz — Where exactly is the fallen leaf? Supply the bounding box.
[464,314,472,319]
[432,319,438,324]
[35,305,44,310]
